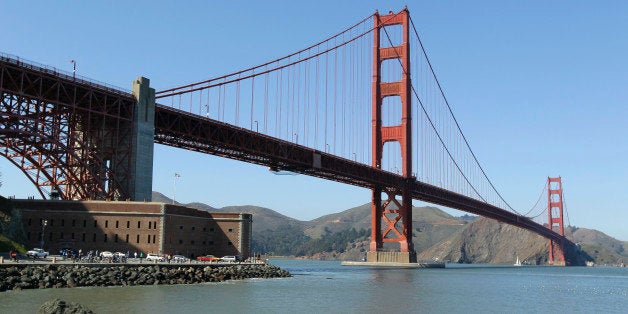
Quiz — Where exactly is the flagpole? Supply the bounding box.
[173,173,179,204]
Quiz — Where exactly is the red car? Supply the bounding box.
[197,255,220,262]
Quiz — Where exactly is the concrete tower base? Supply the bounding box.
[367,251,417,263]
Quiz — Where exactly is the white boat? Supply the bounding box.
[514,256,522,266]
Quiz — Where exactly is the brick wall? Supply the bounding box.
[13,200,251,260]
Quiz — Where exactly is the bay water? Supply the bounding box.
[1,260,626,313]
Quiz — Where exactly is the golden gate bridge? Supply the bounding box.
[0,8,573,264]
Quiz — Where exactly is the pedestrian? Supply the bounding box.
[134,251,137,259]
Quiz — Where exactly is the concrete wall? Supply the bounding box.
[130,77,155,202]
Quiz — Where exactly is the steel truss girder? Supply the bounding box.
[0,57,135,200]
[154,105,402,188]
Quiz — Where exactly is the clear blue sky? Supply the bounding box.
[1,1,627,240]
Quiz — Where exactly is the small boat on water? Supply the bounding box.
[514,256,522,266]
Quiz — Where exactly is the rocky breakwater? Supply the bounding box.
[0,263,291,292]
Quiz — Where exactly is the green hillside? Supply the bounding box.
[0,196,28,252]
[569,226,627,265]
[166,191,469,258]
[145,192,627,265]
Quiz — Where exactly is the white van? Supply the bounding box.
[220,255,238,262]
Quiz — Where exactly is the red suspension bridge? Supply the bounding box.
[0,8,573,264]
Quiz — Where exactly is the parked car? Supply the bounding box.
[100,251,114,258]
[26,248,49,258]
[146,253,164,262]
[220,255,238,262]
[172,255,188,263]
[197,255,220,262]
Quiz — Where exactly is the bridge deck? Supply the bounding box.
[154,105,569,245]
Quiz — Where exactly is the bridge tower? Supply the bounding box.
[547,177,566,265]
[368,8,417,263]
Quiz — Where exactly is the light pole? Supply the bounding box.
[253,120,258,132]
[173,173,181,204]
[70,60,76,80]
[293,133,298,144]
[325,143,330,153]
[40,219,48,249]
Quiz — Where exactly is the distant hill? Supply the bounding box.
[569,227,627,265]
[152,192,469,258]
[150,191,623,265]
[418,217,557,264]
[152,192,306,233]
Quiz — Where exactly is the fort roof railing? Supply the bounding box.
[0,52,132,97]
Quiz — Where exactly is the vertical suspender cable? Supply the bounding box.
[250,73,255,130]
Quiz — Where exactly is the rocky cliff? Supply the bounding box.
[418,218,594,265]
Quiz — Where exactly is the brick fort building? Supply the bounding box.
[13,199,252,260]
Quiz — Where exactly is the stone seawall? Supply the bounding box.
[0,263,291,292]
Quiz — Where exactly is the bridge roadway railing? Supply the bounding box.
[0,52,132,97]
[154,105,572,247]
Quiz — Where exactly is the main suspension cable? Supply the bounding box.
[409,16,522,215]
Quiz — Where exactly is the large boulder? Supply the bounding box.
[38,298,94,314]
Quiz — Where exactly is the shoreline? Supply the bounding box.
[0,262,291,292]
